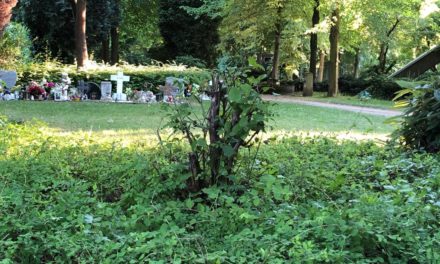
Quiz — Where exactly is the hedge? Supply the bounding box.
[15,62,211,92]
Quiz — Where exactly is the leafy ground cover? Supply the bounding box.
[292,92,395,109]
[0,118,439,263]
[0,101,393,136]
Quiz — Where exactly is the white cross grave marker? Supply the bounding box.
[110,72,130,101]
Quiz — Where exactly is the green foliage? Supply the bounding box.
[165,62,270,191]
[365,75,402,100]
[174,55,207,68]
[16,62,210,93]
[393,78,440,152]
[120,0,162,64]
[156,0,220,67]
[0,22,32,69]
[15,0,119,63]
[1,117,439,262]
[314,75,400,100]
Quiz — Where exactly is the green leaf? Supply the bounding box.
[395,80,422,89]
[393,88,413,101]
[248,57,265,71]
[222,145,235,158]
[228,87,241,103]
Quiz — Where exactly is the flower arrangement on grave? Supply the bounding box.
[125,87,134,99]
[43,82,55,94]
[27,81,45,97]
[70,94,81,102]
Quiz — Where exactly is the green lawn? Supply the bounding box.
[292,92,395,109]
[0,101,394,136]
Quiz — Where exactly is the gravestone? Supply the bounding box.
[303,72,314,97]
[0,70,17,88]
[100,81,112,101]
[158,77,183,103]
[77,80,89,96]
[111,72,130,101]
[87,82,101,100]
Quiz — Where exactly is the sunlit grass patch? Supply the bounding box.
[0,101,394,137]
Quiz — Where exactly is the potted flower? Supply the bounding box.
[27,81,46,100]
[44,82,55,94]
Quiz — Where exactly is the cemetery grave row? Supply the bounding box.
[0,70,200,104]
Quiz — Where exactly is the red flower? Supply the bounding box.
[27,81,45,96]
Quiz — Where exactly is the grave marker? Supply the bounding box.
[111,72,130,101]
[100,81,112,101]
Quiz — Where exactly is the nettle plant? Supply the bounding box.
[165,60,271,192]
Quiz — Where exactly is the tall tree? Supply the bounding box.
[328,5,339,97]
[75,0,88,68]
[16,0,119,63]
[156,0,220,67]
[271,4,283,87]
[309,0,320,81]
[110,0,120,65]
[0,0,18,36]
[120,0,161,64]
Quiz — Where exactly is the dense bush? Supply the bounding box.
[1,118,439,262]
[366,75,402,100]
[0,22,32,69]
[311,75,400,99]
[16,62,210,92]
[393,79,440,152]
[174,55,207,68]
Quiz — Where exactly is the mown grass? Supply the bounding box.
[0,101,394,137]
[292,92,395,109]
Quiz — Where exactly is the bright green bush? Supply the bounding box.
[16,62,210,92]
[1,118,439,263]
[0,22,32,69]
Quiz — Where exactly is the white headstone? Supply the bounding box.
[100,81,112,101]
[110,72,130,101]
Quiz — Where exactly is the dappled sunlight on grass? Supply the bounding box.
[1,100,395,148]
[266,130,390,144]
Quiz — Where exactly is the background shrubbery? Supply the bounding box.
[15,62,210,92]
[312,75,401,100]
[0,22,32,69]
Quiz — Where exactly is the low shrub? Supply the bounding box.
[366,75,401,100]
[15,62,211,93]
[312,75,400,99]
[174,55,207,68]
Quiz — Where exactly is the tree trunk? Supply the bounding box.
[75,0,88,69]
[378,43,388,74]
[353,48,360,78]
[110,27,119,65]
[102,36,110,63]
[377,18,400,74]
[309,0,320,81]
[271,6,283,89]
[318,50,325,82]
[0,0,18,37]
[328,7,339,97]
